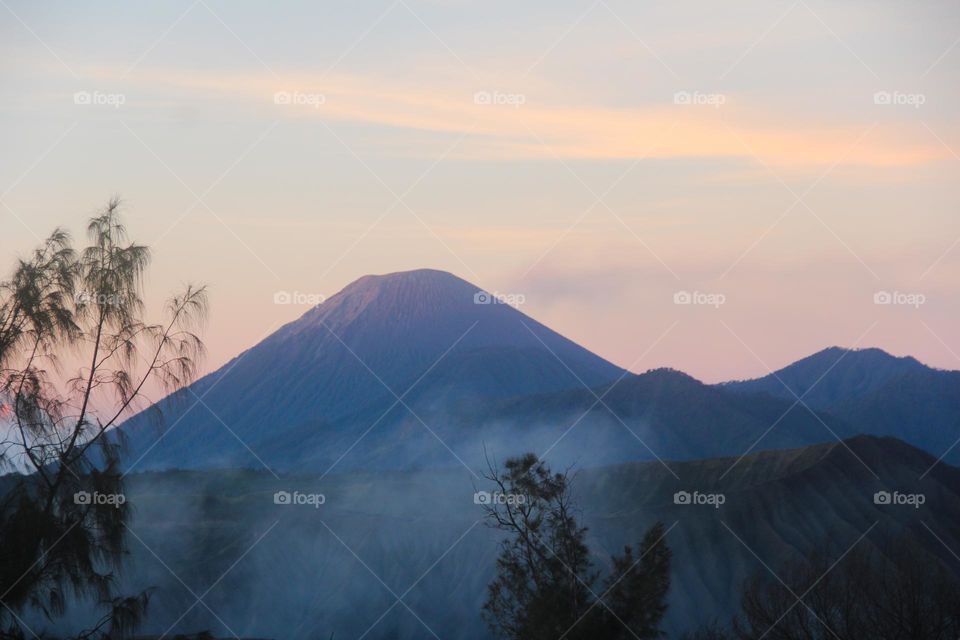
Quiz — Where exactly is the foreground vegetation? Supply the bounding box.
[0,200,207,639]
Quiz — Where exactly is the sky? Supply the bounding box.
[1,0,959,384]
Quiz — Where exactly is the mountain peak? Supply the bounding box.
[639,367,702,384]
[804,346,924,369]
[292,268,480,335]
[341,268,470,294]
[722,345,930,408]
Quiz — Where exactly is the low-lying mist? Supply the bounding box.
[23,435,960,640]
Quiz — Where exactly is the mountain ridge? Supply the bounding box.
[719,345,936,406]
[720,345,960,462]
[114,268,960,473]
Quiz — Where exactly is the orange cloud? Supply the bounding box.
[93,67,948,168]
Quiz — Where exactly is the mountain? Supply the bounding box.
[722,347,960,463]
[454,367,856,464]
[118,269,624,471]
[720,346,930,408]
[828,368,960,463]
[44,436,960,639]
[116,270,959,473]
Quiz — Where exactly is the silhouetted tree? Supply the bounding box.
[0,199,207,639]
[480,453,671,640]
[594,522,672,639]
[687,534,960,640]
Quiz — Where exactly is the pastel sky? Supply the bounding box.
[2,0,959,384]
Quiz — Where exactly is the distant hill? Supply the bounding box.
[454,367,855,464]
[722,347,960,462]
[720,346,930,408]
[828,368,960,463]
[40,436,960,639]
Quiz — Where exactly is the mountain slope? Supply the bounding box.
[453,368,856,464]
[209,367,856,473]
[828,368,960,462]
[118,269,624,471]
[585,435,960,633]
[720,346,930,408]
[722,347,960,462]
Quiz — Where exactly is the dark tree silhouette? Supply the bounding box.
[480,453,671,640]
[685,535,960,640]
[0,200,207,639]
[594,522,672,640]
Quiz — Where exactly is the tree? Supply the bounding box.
[689,534,960,640]
[594,522,672,640]
[0,199,208,639]
[480,453,671,640]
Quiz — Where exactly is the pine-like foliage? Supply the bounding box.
[481,453,671,640]
[0,199,207,639]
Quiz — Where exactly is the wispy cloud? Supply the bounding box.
[84,66,948,168]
